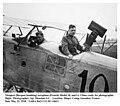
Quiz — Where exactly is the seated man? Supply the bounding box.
[35,31,45,45]
[28,31,45,47]
[59,24,84,58]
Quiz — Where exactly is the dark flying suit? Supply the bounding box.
[28,35,45,47]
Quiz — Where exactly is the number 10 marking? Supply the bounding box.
[78,70,109,92]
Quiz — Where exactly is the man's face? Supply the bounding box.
[68,27,76,37]
[36,34,43,41]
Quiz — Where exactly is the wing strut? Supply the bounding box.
[3,26,12,36]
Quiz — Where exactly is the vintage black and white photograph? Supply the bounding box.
[3,3,117,93]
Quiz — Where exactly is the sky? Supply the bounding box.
[3,3,117,43]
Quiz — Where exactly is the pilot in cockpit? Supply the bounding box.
[59,24,85,58]
[28,31,46,47]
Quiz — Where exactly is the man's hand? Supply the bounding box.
[82,46,86,52]
[68,54,73,59]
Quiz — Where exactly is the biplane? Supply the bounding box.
[3,16,117,92]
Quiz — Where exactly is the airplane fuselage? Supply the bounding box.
[3,36,117,92]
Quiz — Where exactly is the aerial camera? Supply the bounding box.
[84,21,107,50]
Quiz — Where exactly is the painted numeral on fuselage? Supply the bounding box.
[78,70,88,92]
[89,74,109,92]
[78,70,109,92]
